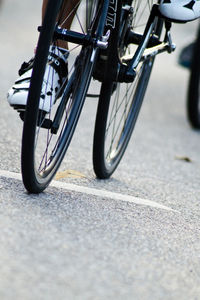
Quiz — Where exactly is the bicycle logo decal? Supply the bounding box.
[106,0,117,28]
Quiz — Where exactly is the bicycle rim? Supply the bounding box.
[93,0,160,178]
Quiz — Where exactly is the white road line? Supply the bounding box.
[0,169,177,212]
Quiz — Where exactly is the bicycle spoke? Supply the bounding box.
[105,67,143,161]
[93,0,159,178]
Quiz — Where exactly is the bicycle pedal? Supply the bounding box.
[12,105,26,112]
[39,118,53,130]
[19,111,53,130]
[118,64,136,83]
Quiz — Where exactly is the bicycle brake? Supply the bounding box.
[96,30,110,49]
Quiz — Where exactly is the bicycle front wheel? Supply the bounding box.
[187,22,200,129]
[93,0,162,178]
[21,0,105,193]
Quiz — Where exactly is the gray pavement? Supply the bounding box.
[0,1,200,299]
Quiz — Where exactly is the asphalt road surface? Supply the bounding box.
[0,1,200,299]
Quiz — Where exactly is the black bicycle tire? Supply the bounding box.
[93,1,162,179]
[21,0,105,193]
[93,61,154,178]
[187,22,200,129]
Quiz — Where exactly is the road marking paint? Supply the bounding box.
[53,180,177,212]
[0,169,177,212]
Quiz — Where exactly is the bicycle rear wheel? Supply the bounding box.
[21,0,105,193]
[93,0,162,179]
[187,22,200,129]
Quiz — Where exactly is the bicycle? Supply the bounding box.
[21,0,176,193]
[186,21,200,129]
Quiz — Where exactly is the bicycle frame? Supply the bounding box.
[53,0,110,49]
[124,4,176,82]
[51,1,176,84]
[108,1,176,83]
[47,0,177,134]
